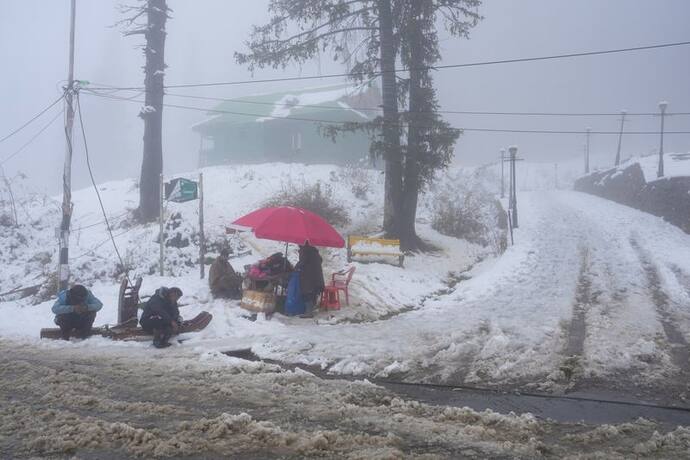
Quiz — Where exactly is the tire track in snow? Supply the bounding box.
[669,264,690,299]
[630,238,690,374]
[560,246,593,382]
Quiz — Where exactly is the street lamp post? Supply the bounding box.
[509,146,518,229]
[657,101,668,178]
[585,127,591,174]
[614,110,627,166]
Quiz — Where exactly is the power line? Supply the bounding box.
[89,81,690,117]
[83,91,690,136]
[73,226,137,260]
[0,95,65,145]
[86,39,690,91]
[153,91,690,118]
[0,109,64,166]
[75,93,131,284]
[72,211,130,232]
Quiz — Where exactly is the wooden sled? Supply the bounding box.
[39,311,213,341]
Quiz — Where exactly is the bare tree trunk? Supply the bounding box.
[137,0,167,222]
[378,0,403,237]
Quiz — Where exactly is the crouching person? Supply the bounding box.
[52,284,103,340]
[209,249,243,299]
[140,287,183,348]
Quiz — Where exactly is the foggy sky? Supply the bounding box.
[1,0,689,193]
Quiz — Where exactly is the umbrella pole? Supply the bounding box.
[284,242,289,271]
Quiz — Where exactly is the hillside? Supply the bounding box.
[0,162,497,337]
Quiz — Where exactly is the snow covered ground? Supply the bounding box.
[1,161,689,400]
[620,151,690,182]
[0,162,488,338]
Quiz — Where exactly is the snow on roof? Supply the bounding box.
[192,83,375,130]
[190,113,223,130]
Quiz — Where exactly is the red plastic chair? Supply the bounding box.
[330,266,356,305]
[320,286,341,310]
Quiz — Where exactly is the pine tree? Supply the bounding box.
[235,0,404,235]
[236,0,481,249]
[119,0,171,222]
[396,0,480,249]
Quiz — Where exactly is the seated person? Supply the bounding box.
[52,284,103,340]
[248,252,294,289]
[209,249,242,299]
[139,287,183,349]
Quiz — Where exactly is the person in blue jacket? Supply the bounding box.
[52,284,103,340]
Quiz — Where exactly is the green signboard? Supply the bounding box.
[165,178,198,203]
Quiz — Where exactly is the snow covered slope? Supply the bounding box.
[0,162,488,332]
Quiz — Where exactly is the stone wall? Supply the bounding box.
[574,164,690,234]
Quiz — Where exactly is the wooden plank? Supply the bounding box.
[40,313,212,341]
[40,317,139,340]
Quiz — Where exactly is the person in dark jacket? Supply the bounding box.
[208,249,242,299]
[52,284,103,340]
[140,287,183,348]
[296,243,325,318]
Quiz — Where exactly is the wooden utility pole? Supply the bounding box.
[58,0,77,292]
[614,110,627,166]
[657,101,668,178]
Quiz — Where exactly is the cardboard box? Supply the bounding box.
[240,290,276,313]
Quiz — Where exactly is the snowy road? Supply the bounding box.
[198,191,690,397]
[5,340,690,459]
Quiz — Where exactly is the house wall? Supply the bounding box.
[201,123,266,165]
[262,119,370,165]
[201,115,371,166]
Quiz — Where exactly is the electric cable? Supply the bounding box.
[83,90,690,136]
[86,39,690,91]
[158,91,690,118]
[72,211,130,232]
[0,94,65,145]
[75,93,132,285]
[0,109,64,166]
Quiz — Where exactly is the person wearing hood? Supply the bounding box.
[52,284,103,340]
[296,243,325,318]
[139,287,183,348]
[208,248,242,299]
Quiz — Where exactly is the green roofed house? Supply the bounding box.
[192,83,380,167]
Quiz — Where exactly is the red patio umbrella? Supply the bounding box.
[230,206,345,248]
